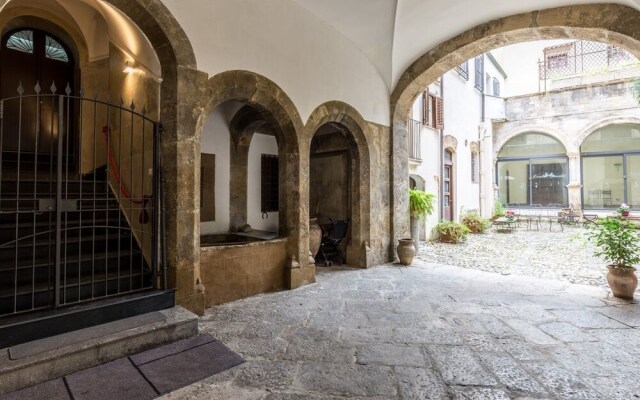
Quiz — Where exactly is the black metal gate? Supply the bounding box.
[0,82,163,318]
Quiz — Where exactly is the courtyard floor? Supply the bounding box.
[418,224,606,288]
[162,260,640,400]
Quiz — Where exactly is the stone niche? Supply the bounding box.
[200,239,288,306]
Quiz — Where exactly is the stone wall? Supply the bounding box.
[494,78,640,154]
[200,239,288,306]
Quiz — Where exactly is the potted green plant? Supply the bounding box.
[617,203,631,217]
[461,212,491,233]
[493,201,506,220]
[407,189,436,256]
[587,217,640,299]
[435,221,471,244]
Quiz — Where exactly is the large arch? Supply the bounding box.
[305,101,372,267]
[103,0,205,313]
[389,3,640,243]
[495,126,570,157]
[196,70,312,287]
[575,116,640,150]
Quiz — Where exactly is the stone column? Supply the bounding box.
[391,119,410,261]
[228,143,250,230]
[566,151,583,209]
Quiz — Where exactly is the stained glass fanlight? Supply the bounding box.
[45,35,69,62]
[6,30,34,54]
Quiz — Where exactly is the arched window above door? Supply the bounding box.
[45,36,69,62]
[6,30,34,54]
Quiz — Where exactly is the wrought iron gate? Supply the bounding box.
[0,82,163,318]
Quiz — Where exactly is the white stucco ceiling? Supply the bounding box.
[293,0,640,91]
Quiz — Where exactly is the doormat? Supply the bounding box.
[1,334,244,400]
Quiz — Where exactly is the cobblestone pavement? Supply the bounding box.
[418,225,608,289]
[161,262,640,400]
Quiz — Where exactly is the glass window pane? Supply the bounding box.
[498,132,565,157]
[498,160,529,206]
[531,158,568,206]
[581,124,640,153]
[45,36,69,62]
[6,30,33,54]
[627,155,640,210]
[582,156,624,209]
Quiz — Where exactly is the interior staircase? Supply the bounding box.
[0,158,151,318]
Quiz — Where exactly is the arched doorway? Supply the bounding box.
[581,123,640,210]
[444,149,454,221]
[496,132,568,207]
[389,3,640,242]
[0,27,77,163]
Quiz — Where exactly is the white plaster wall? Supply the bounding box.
[441,70,482,220]
[248,133,279,232]
[200,105,233,235]
[161,0,390,126]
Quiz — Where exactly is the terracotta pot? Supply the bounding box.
[309,218,322,258]
[397,238,416,266]
[622,211,630,217]
[607,266,637,299]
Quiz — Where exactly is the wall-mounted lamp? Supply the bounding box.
[123,61,135,74]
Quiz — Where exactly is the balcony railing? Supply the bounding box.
[408,118,422,160]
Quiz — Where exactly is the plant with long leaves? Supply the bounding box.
[409,189,436,220]
[587,217,640,269]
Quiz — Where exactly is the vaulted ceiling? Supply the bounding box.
[292,0,640,90]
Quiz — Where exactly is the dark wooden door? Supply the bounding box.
[0,29,75,156]
[444,150,453,221]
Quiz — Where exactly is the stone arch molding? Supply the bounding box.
[443,135,458,152]
[197,70,312,285]
[305,100,372,267]
[98,0,203,313]
[494,126,570,157]
[574,116,640,151]
[388,3,640,247]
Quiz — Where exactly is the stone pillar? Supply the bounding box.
[566,151,583,209]
[229,142,250,231]
[163,67,208,316]
[391,119,410,261]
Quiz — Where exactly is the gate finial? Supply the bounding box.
[34,81,41,94]
[130,101,136,111]
[65,83,71,95]
[17,82,24,95]
[50,81,57,94]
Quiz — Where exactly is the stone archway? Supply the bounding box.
[494,127,571,157]
[305,101,373,267]
[389,3,640,243]
[197,70,312,288]
[103,0,205,313]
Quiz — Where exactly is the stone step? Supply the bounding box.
[0,306,198,395]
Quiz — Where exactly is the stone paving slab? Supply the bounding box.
[178,261,640,399]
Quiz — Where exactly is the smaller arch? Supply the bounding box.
[443,135,458,152]
[197,70,307,274]
[409,174,426,191]
[305,100,372,267]
[494,126,569,158]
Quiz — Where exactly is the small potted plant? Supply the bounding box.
[505,210,516,221]
[587,217,640,299]
[493,201,506,220]
[435,221,471,244]
[617,203,631,217]
[461,212,491,233]
[405,189,436,259]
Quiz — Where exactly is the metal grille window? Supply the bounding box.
[45,36,69,62]
[261,154,279,213]
[6,30,33,54]
[471,151,479,183]
[492,78,500,96]
[547,53,568,69]
[474,56,484,92]
[454,60,469,80]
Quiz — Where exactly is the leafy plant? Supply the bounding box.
[435,221,471,243]
[461,213,491,233]
[493,201,506,219]
[587,217,640,269]
[409,189,436,220]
